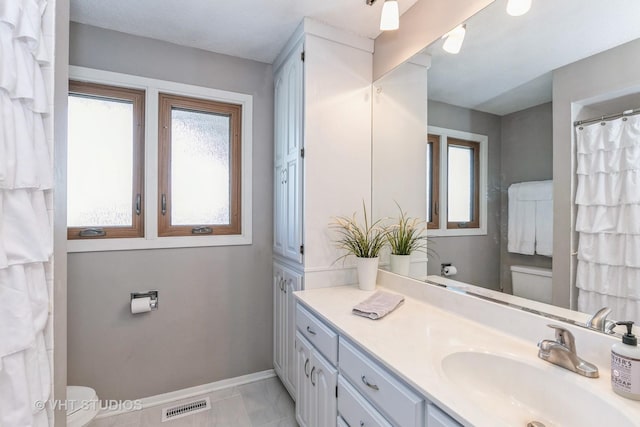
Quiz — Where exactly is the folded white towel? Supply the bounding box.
[535,199,553,257]
[508,181,553,256]
[513,180,553,201]
[353,291,405,320]
[508,185,536,255]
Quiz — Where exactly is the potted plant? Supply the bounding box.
[386,204,431,276]
[331,202,387,291]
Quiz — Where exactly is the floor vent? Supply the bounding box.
[161,397,211,422]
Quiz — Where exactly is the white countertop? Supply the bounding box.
[294,282,640,427]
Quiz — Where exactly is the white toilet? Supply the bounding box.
[510,265,552,304]
[67,386,99,427]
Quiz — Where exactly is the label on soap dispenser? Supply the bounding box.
[611,351,640,395]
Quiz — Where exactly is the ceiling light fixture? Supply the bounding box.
[442,24,466,54]
[506,0,532,16]
[367,0,399,31]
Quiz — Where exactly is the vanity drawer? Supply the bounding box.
[338,375,392,427]
[296,304,338,365]
[427,404,463,427]
[339,338,424,427]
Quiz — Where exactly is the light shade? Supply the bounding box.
[380,0,399,31]
[442,24,466,54]
[506,0,532,16]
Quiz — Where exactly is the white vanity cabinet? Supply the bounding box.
[339,338,424,426]
[273,262,302,396]
[295,306,338,427]
[296,300,464,427]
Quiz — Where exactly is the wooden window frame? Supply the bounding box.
[157,93,242,237]
[67,80,145,240]
[427,134,440,229]
[446,137,480,230]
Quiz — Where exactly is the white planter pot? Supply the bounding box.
[356,257,379,291]
[389,254,411,276]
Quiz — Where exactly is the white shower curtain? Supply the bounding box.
[576,114,640,323]
[0,0,53,426]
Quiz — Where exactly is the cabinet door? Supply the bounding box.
[427,404,463,427]
[273,264,286,378]
[284,269,302,396]
[273,70,286,256]
[296,332,313,427]
[282,41,304,263]
[311,350,338,427]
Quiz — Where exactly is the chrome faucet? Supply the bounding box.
[586,307,617,334]
[537,324,599,378]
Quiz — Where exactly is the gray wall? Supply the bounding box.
[68,23,274,400]
[427,101,502,290]
[499,103,553,294]
[553,38,640,309]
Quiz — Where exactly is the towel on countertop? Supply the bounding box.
[352,291,405,320]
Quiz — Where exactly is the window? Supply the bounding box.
[446,137,480,229]
[427,126,487,236]
[426,134,440,229]
[158,94,242,237]
[67,66,253,252]
[67,81,145,239]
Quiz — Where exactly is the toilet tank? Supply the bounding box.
[510,265,552,304]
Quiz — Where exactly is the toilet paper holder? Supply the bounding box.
[130,290,159,311]
[441,263,452,276]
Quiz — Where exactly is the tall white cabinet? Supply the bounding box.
[271,17,373,408]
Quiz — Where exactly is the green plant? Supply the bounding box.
[386,203,435,257]
[331,202,387,260]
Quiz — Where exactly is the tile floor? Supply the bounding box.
[88,376,296,427]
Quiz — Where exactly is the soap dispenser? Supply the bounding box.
[611,321,640,400]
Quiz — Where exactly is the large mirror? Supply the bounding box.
[372,0,640,323]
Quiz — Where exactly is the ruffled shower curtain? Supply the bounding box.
[0,0,54,426]
[576,114,640,323]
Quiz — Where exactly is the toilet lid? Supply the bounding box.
[66,386,98,416]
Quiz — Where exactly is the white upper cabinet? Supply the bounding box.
[274,41,304,263]
[272,19,373,287]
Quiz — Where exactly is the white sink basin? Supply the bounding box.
[441,351,635,427]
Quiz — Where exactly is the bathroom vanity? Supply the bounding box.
[293,270,640,427]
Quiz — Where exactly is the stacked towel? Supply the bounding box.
[353,291,405,320]
[508,180,553,257]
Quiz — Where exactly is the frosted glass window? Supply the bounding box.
[68,95,134,227]
[67,81,145,240]
[448,145,474,222]
[171,108,231,225]
[158,93,242,237]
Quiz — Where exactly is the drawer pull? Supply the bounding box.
[310,366,316,386]
[304,358,310,378]
[306,326,317,335]
[361,375,379,391]
[279,278,284,291]
[360,422,365,427]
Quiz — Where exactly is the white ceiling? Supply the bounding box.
[424,0,640,116]
[70,0,418,64]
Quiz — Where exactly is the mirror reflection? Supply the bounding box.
[372,0,640,323]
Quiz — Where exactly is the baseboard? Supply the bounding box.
[95,369,276,419]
